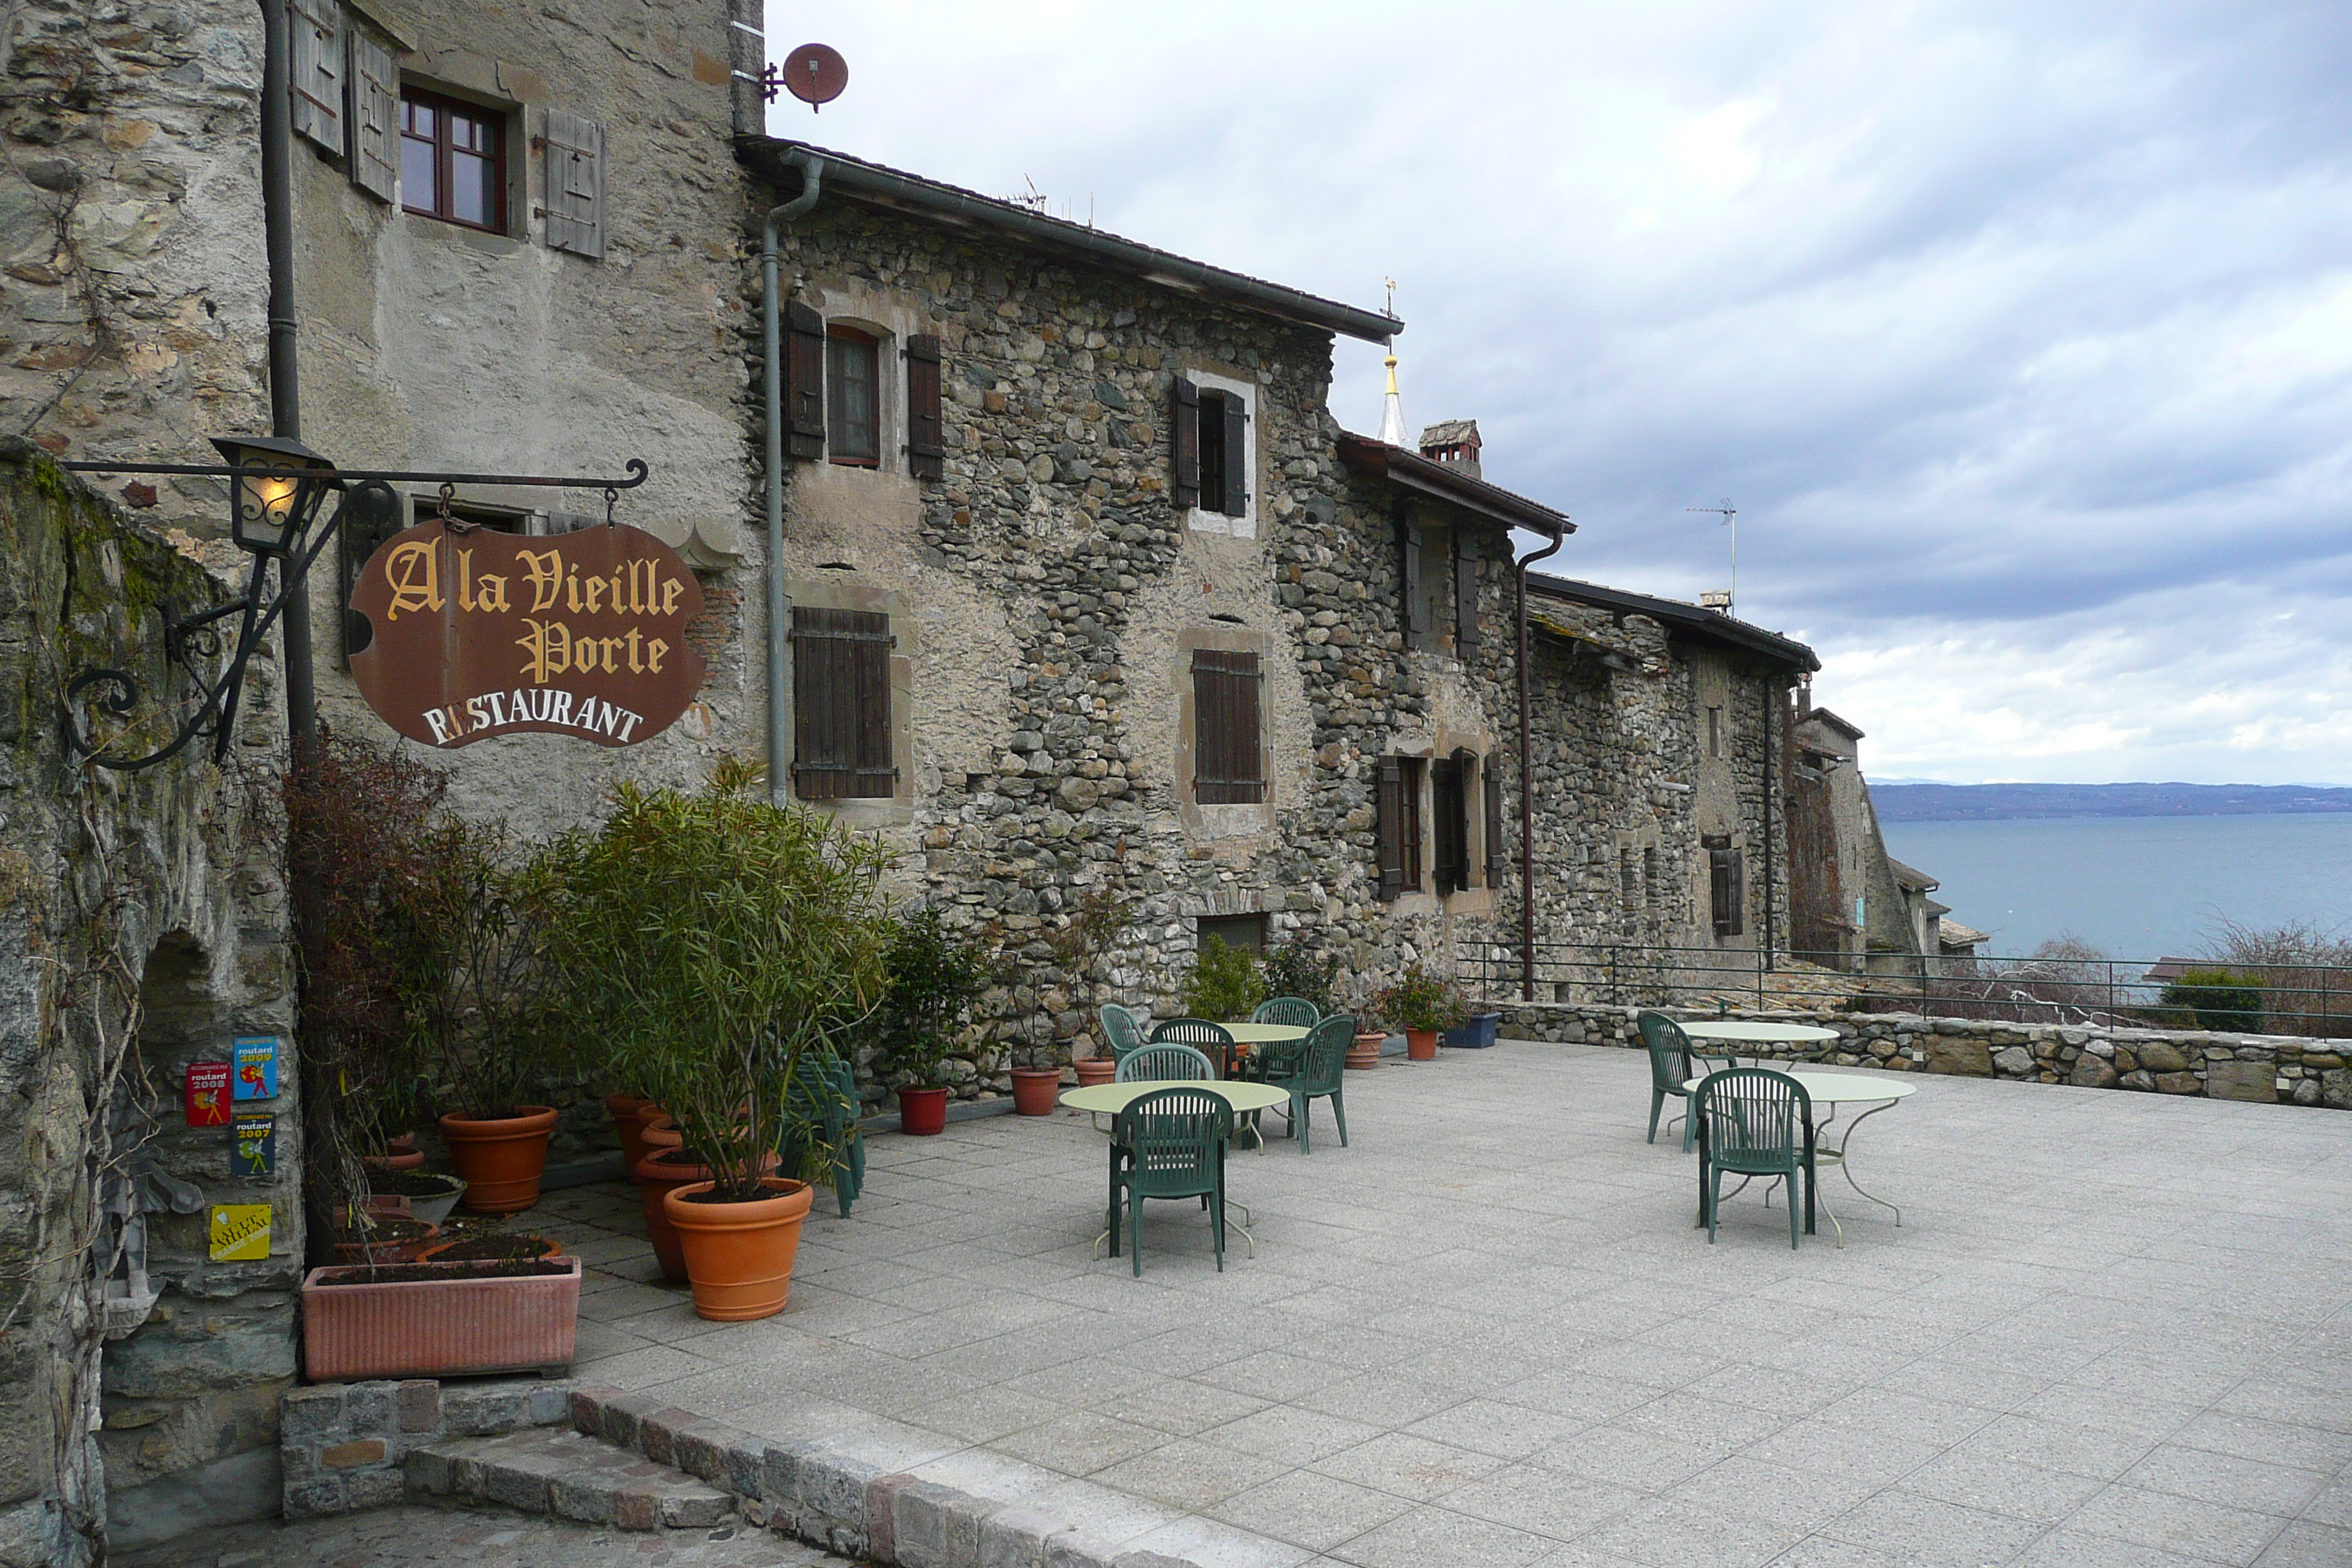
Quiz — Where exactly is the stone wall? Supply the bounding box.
[0,445,298,1564]
[1484,998,2352,1109]
[279,1376,573,1520]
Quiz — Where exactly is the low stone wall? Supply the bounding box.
[279,1378,573,1519]
[1480,999,2352,1108]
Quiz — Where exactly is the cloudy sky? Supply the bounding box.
[772,1,2352,785]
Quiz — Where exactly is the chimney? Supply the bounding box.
[1417,419,1482,480]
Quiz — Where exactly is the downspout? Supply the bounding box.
[1762,673,1779,972]
[1515,525,1565,1001]
[257,0,314,772]
[761,150,823,805]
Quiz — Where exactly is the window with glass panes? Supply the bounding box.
[400,88,503,230]
[826,328,881,465]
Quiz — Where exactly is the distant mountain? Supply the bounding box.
[1871,782,2352,822]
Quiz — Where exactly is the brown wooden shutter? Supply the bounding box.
[791,608,895,799]
[1220,393,1249,516]
[785,302,826,459]
[1450,748,1477,891]
[288,0,342,151]
[905,333,944,480]
[346,29,398,202]
[1375,755,1404,902]
[1483,763,1507,888]
[1172,378,1201,510]
[1398,510,1427,640]
[1707,836,1744,937]
[1454,534,1482,647]
[543,109,606,259]
[1430,755,1462,894]
[1727,847,1746,937]
[1191,650,1264,804]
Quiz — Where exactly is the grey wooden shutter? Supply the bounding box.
[1707,837,1744,937]
[1172,378,1201,510]
[1220,393,1248,516]
[1449,748,1477,891]
[1429,755,1461,894]
[1483,764,1507,888]
[1398,512,1427,639]
[1454,534,1482,647]
[543,109,606,258]
[1191,651,1264,804]
[1727,848,1746,937]
[289,0,343,152]
[791,608,894,799]
[346,31,398,201]
[1376,755,1404,902]
[785,302,826,459]
[905,333,944,480]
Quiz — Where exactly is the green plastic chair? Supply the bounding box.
[1109,1086,1232,1277]
[777,1047,864,1218]
[1251,997,1321,1028]
[1117,1044,1215,1082]
[1100,1003,1148,1064]
[1693,1068,1815,1248]
[1259,1014,1352,1153]
[1639,1011,1733,1153]
[1150,1017,1236,1077]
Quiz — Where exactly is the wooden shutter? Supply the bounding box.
[1191,651,1264,804]
[337,482,407,662]
[1220,393,1248,516]
[1483,763,1507,888]
[1430,755,1463,894]
[905,333,944,480]
[1454,534,1482,647]
[1397,509,1427,640]
[785,301,826,459]
[791,608,895,799]
[543,109,606,259]
[1450,748,1477,891]
[346,29,397,202]
[1375,755,1404,902]
[288,0,342,151]
[1708,837,1744,937]
[1172,377,1201,510]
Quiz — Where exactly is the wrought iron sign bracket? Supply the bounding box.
[55,456,649,774]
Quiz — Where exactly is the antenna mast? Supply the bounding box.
[1687,497,1736,611]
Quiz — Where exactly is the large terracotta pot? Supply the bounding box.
[331,1218,440,1265]
[633,1146,780,1281]
[639,1114,684,1157]
[663,1178,813,1322]
[606,1093,649,1172]
[1010,1068,1061,1117]
[440,1105,558,1214]
[301,1257,580,1381]
[1346,1033,1384,1071]
[897,1085,949,1135]
[1074,1058,1117,1088]
[363,1147,425,1173]
[1406,1029,1439,1061]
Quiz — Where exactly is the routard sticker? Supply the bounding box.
[346,521,709,750]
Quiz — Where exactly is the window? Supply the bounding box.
[1191,650,1264,804]
[791,607,894,799]
[1643,846,1660,933]
[826,328,881,466]
[1482,765,1507,889]
[1619,848,1637,921]
[1431,749,1477,894]
[1172,375,1252,527]
[401,87,503,231]
[1376,755,1425,899]
[1196,914,1266,955]
[1706,835,1746,938]
[1706,705,1724,759]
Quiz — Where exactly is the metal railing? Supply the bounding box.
[1455,938,2352,1038]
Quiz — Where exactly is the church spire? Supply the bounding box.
[1377,279,1408,447]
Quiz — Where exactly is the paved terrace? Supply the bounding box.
[544,1042,2352,1568]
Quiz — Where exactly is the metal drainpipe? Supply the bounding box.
[1761,674,1778,973]
[760,150,824,805]
[257,0,315,772]
[1515,524,1565,1001]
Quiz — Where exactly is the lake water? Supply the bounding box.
[1875,813,2352,962]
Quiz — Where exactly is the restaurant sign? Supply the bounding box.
[348,521,707,749]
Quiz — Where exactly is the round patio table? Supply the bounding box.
[1680,1019,1842,1060]
[1151,1022,1305,1082]
[1682,1069,1917,1247]
[1061,1080,1289,1259]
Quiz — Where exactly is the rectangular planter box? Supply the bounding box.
[1444,1012,1501,1049]
[300,1256,580,1381]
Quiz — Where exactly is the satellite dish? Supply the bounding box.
[782,43,848,112]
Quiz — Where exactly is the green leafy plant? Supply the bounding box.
[1262,942,1338,1014]
[399,817,561,1120]
[880,908,993,1088]
[2160,968,2264,1033]
[537,759,896,1201]
[1180,935,1266,1022]
[1373,964,1467,1033]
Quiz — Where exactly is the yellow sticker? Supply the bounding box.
[208,1205,271,1262]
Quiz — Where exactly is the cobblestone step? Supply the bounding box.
[404,1425,742,1532]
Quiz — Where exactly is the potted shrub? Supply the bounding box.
[1264,942,1338,1014]
[1008,1038,1061,1116]
[1375,965,1466,1061]
[1181,935,1266,1023]
[542,761,893,1321]
[878,909,990,1136]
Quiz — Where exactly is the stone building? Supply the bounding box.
[1789,704,1969,975]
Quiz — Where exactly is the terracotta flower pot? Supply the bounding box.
[1010,1068,1061,1116]
[638,1114,684,1158]
[301,1257,581,1381]
[606,1093,650,1172]
[419,1233,562,1264]
[386,1131,419,1154]
[663,1177,813,1322]
[363,1147,425,1173]
[633,1146,780,1281]
[1406,1029,1439,1061]
[1074,1058,1117,1088]
[440,1105,558,1215]
[332,1218,440,1265]
[1346,1033,1384,1070]
[897,1085,949,1135]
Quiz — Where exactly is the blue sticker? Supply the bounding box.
[232,1037,279,1101]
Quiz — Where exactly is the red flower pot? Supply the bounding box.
[1346,1033,1384,1070]
[897,1086,949,1136]
[440,1105,557,1214]
[1074,1058,1117,1088]
[1010,1068,1061,1116]
[663,1177,814,1322]
[1406,1029,1439,1061]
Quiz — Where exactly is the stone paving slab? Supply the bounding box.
[535,1042,2352,1568]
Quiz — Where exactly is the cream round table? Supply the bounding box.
[1060,1080,1289,1257]
[1213,1023,1310,1046]
[1681,1069,1917,1245]
[1680,1019,1843,1060]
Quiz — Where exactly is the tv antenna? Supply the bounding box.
[774,43,848,113]
[1687,497,1736,611]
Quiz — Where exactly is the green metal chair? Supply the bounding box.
[1109,1086,1232,1277]
[1259,1014,1352,1154]
[1149,1017,1236,1077]
[1116,1044,1215,1082]
[1251,997,1321,1028]
[1693,1068,1816,1249]
[1100,1003,1148,1065]
[777,1047,864,1218]
[1639,1010,1733,1153]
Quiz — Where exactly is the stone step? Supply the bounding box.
[405,1425,742,1532]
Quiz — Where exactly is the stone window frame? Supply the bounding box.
[782,576,916,828]
[1182,368,1259,540]
[815,312,904,477]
